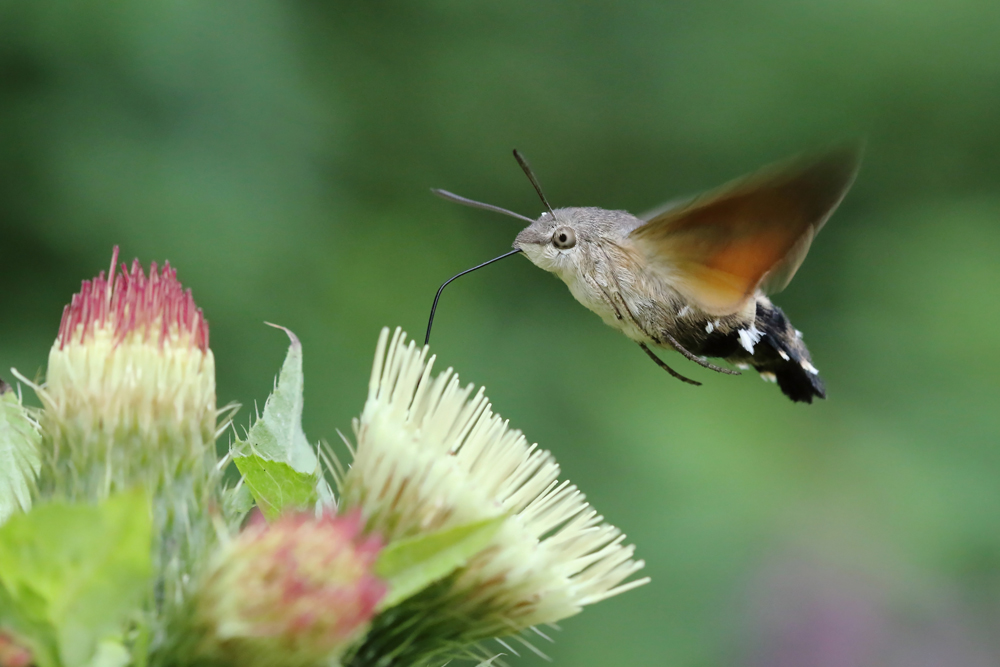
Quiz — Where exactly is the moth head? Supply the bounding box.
[514,207,638,275]
[513,210,585,273]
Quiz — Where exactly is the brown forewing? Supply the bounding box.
[630,146,861,316]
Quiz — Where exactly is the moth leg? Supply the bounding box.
[661,331,741,376]
[591,245,642,326]
[639,343,702,386]
[589,248,712,386]
[587,275,625,321]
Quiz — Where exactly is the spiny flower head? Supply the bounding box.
[195,511,386,667]
[340,328,648,662]
[37,247,216,497]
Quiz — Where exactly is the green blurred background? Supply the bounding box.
[2,1,1000,664]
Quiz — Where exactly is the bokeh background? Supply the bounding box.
[3,2,1000,665]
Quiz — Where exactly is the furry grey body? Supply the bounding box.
[514,207,825,403]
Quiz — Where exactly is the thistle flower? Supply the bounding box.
[340,328,648,664]
[194,511,386,667]
[20,248,222,614]
[32,246,216,497]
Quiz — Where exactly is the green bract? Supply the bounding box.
[375,516,505,610]
[230,326,333,519]
[0,388,41,525]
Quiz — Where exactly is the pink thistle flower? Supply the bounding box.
[33,247,217,497]
[196,511,386,667]
[15,248,223,610]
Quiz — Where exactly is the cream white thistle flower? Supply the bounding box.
[340,328,649,663]
[30,247,216,497]
[194,511,386,667]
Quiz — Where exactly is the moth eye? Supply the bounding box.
[552,226,577,249]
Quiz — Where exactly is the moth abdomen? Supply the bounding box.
[671,298,825,403]
[742,299,825,403]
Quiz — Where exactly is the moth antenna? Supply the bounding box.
[512,149,557,219]
[431,189,536,224]
[425,249,522,346]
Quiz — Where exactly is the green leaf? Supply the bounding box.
[230,326,333,517]
[0,490,153,667]
[0,387,41,525]
[375,516,505,609]
[235,326,317,473]
[232,455,318,520]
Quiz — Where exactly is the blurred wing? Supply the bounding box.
[629,146,861,316]
[638,194,695,222]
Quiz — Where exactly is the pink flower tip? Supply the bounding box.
[56,246,209,351]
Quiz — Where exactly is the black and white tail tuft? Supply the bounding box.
[749,300,825,403]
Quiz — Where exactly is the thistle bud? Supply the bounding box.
[38,247,215,497]
[194,512,386,667]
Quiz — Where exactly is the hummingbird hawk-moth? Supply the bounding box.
[426,147,860,403]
